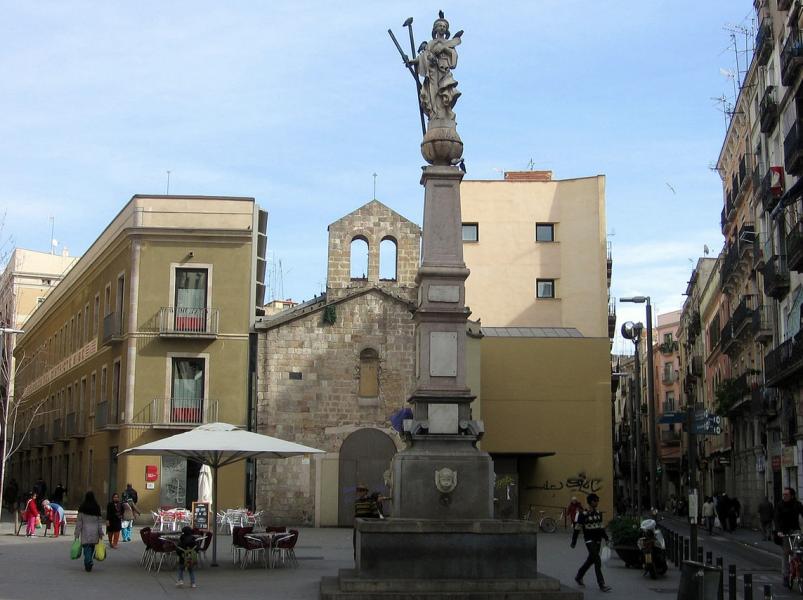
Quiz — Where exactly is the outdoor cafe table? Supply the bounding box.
[247,532,286,568]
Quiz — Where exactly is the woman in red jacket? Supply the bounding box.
[23,491,39,537]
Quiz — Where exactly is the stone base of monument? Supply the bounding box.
[319,519,583,599]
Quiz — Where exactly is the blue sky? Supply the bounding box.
[1,2,755,349]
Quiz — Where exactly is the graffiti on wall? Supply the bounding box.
[527,472,603,496]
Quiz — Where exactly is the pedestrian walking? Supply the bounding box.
[353,484,380,561]
[106,493,123,548]
[566,496,583,526]
[52,483,66,505]
[717,493,730,532]
[120,497,140,542]
[570,493,612,593]
[728,496,741,531]
[702,496,716,535]
[121,483,138,505]
[22,491,40,537]
[774,487,803,584]
[175,526,200,588]
[74,491,105,572]
[758,496,774,541]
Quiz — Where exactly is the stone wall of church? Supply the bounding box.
[327,200,420,299]
[255,291,415,523]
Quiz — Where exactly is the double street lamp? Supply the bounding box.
[620,296,658,512]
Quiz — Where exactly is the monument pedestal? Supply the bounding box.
[320,520,581,599]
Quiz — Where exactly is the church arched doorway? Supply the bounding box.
[337,428,397,526]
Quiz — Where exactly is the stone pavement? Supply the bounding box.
[660,512,783,558]
[0,517,689,600]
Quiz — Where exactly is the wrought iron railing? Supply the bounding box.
[159,307,219,336]
[131,398,218,425]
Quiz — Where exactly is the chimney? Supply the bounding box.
[504,170,553,182]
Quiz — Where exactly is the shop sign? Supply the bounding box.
[146,465,159,482]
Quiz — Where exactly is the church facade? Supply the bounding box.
[254,200,420,526]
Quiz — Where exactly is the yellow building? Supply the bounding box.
[10,195,267,512]
[461,171,614,519]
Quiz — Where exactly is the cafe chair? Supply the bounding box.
[149,536,177,573]
[271,529,299,568]
[242,533,269,569]
[138,527,154,568]
[231,526,253,566]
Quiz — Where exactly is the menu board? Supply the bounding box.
[192,501,210,531]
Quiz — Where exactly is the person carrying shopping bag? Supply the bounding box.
[74,492,105,572]
[120,498,140,542]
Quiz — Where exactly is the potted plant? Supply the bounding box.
[607,516,642,568]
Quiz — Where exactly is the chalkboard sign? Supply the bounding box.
[192,501,210,531]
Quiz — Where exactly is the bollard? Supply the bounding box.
[706,551,712,566]
[716,557,724,600]
[763,583,772,599]
[728,565,737,600]
[744,573,753,600]
[672,532,678,566]
[697,546,704,563]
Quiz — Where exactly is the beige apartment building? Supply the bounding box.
[0,248,78,486]
[460,170,615,518]
[461,170,611,337]
[9,195,267,512]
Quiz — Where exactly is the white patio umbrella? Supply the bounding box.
[118,422,324,566]
[198,464,213,504]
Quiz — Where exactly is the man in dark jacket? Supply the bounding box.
[775,487,803,583]
[758,497,774,541]
[570,493,612,593]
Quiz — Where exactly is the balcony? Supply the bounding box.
[757,168,784,213]
[760,86,779,133]
[788,222,803,272]
[95,401,109,430]
[737,223,755,257]
[720,196,735,232]
[662,401,676,413]
[785,118,803,176]
[732,294,756,338]
[607,299,616,340]
[781,28,803,87]
[661,370,677,385]
[65,412,87,438]
[761,255,790,299]
[756,18,774,66]
[131,397,218,426]
[658,340,678,354]
[752,304,773,342]
[159,307,219,338]
[102,312,124,345]
[719,241,740,290]
[765,332,803,387]
[52,418,67,441]
[660,429,682,446]
[690,355,703,377]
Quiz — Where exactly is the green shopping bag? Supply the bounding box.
[94,541,106,561]
[70,538,82,560]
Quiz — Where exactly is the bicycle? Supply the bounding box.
[782,532,803,592]
[523,505,565,533]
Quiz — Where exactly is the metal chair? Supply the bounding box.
[271,529,299,568]
[242,534,269,569]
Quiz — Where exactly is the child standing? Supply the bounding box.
[176,526,199,588]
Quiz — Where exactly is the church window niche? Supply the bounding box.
[379,237,398,281]
[358,348,380,398]
[350,236,369,280]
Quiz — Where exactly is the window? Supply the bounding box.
[100,366,107,405]
[358,348,379,398]
[89,372,97,415]
[663,363,673,382]
[663,333,673,344]
[665,391,675,411]
[83,304,89,344]
[536,279,555,299]
[104,284,111,317]
[350,237,369,279]
[93,294,100,338]
[535,223,554,242]
[175,268,207,331]
[289,371,303,380]
[112,360,121,423]
[379,237,398,281]
[172,357,205,423]
[80,378,86,417]
[462,223,479,242]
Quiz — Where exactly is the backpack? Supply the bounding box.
[182,547,198,569]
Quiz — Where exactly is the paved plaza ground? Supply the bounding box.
[0,517,695,600]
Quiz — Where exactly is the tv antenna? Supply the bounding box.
[165,170,171,195]
[527,158,535,171]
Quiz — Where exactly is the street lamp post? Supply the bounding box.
[621,296,658,511]
[621,321,644,515]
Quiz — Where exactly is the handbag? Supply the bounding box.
[94,541,106,561]
[70,538,82,560]
[35,516,42,529]
[599,541,611,563]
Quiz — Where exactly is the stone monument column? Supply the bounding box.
[321,13,581,597]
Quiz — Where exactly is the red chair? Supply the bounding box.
[271,529,298,568]
[231,526,253,566]
[138,527,153,567]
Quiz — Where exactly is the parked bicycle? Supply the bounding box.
[523,505,565,533]
[783,532,803,593]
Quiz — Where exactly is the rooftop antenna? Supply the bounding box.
[711,94,734,130]
[704,244,710,256]
[527,158,535,171]
[49,216,56,255]
[166,170,171,195]
[373,172,377,200]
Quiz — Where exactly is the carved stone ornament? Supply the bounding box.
[434,467,458,494]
